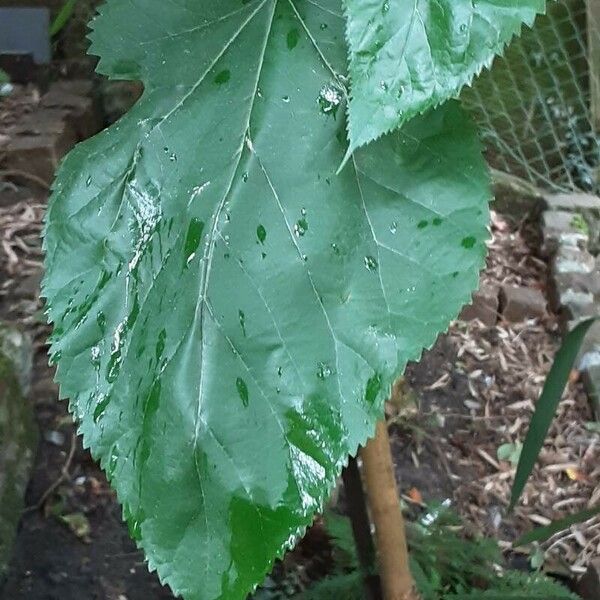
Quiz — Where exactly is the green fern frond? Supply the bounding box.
[445,571,580,600]
[296,572,364,600]
[406,505,501,596]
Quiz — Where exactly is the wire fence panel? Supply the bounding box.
[462,0,600,194]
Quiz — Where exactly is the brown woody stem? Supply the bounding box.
[360,420,420,600]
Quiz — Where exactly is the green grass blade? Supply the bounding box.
[50,0,78,37]
[510,318,596,509]
[514,505,600,547]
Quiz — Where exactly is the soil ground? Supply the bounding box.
[0,77,177,598]
[0,269,175,600]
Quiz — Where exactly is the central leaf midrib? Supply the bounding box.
[74,0,275,412]
[192,0,278,484]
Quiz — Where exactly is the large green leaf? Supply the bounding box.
[343,0,545,153]
[50,0,78,37]
[43,1,489,598]
[444,572,579,600]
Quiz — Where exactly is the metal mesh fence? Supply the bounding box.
[461,0,600,194]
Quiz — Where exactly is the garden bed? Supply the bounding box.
[1,80,598,598]
[396,211,599,578]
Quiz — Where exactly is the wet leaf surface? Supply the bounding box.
[343,0,545,152]
[43,1,490,598]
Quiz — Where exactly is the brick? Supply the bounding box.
[500,285,547,322]
[552,246,595,275]
[4,130,75,185]
[560,300,599,333]
[50,79,95,98]
[0,53,39,85]
[560,289,595,312]
[459,284,499,326]
[549,271,600,311]
[575,321,600,367]
[41,88,101,139]
[10,108,76,139]
[543,192,600,213]
[541,210,588,256]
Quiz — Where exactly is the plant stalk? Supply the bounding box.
[360,420,420,600]
[342,456,381,599]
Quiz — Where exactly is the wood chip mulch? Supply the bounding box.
[422,212,600,575]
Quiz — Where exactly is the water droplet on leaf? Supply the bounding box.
[97,312,106,334]
[91,346,101,368]
[183,218,205,268]
[365,372,382,404]
[236,377,249,407]
[287,28,300,50]
[294,218,308,237]
[93,393,111,423]
[214,69,231,85]
[461,236,476,249]
[239,310,247,337]
[257,224,267,244]
[364,256,378,271]
[106,354,122,383]
[316,362,332,380]
[318,82,343,118]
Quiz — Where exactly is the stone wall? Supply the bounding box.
[540,192,600,418]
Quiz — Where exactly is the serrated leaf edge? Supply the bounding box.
[40,3,493,598]
[342,1,547,155]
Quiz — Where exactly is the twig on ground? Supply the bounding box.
[22,431,78,515]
